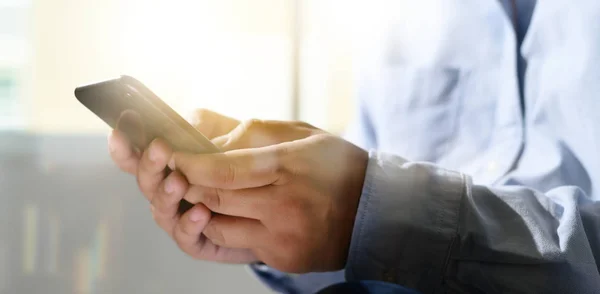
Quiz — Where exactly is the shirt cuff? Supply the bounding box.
[249,263,345,294]
[248,263,298,293]
[345,151,466,292]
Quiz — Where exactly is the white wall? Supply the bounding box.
[29,0,125,133]
[25,0,357,135]
[28,0,295,134]
[298,0,356,134]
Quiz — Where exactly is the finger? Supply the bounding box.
[170,146,287,189]
[150,171,189,236]
[137,139,172,201]
[174,205,259,263]
[210,135,230,150]
[173,203,212,256]
[197,240,259,264]
[184,185,273,220]
[212,120,317,151]
[204,214,267,249]
[187,109,240,139]
[108,130,140,174]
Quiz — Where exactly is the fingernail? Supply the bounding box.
[168,157,175,170]
[189,209,202,222]
[164,178,174,194]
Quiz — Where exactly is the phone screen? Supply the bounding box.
[75,76,219,154]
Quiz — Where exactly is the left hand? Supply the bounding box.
[170,121,369,273]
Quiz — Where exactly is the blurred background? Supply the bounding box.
[0,0,359,293]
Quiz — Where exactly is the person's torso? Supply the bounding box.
[357,0,600,197]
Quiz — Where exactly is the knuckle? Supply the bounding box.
[191,108,211,122]
[278,201,313,240]
[241,118,264,132]
[293,120,316,130]
[136,176,152,198]
[214,189,225,209]
[137,178,161,201]
[275,145,291,162]
[281,198,308,222]
[185,185,206,203]
[203,188,223,210]
[176,219,200,242]
[183,186,200,203]
[189,108,216,136]
[271,147,291,174]
[292,219,312,244]
[213,161,237,186]
[148,138,160,150]
[109,149,122,162]
[109,144,130,161]
[138,161,156,177]
[205,220,226,245]
[227,119,274,148]
[276,218,306,247]
[150,203,172,222]
[180,221,195,236]
[151,195,168,214]
[280,201,300,220]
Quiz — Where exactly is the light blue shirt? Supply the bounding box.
[253,0,600,293]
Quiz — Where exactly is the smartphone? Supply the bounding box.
[75,75,220,213]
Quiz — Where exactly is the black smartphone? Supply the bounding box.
[75,75,220,214]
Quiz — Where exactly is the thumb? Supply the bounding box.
[169,148,283,189]
[186,109,240,139]
[212,120,319,151]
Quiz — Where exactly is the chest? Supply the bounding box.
[361,0,600,172]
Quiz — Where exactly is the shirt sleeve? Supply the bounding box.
[249,263,345,294]
[346,150,600,293]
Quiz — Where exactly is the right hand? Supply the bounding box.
[108,109,258,263]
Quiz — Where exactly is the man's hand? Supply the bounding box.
[108,109,259,263]
[170,124,369,273]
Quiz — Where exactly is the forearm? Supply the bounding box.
[346,151,600,293]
